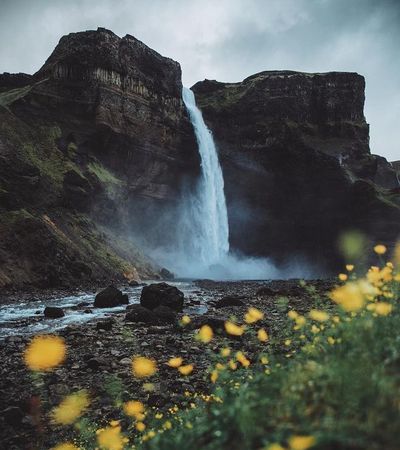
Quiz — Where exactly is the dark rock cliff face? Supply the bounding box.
[0,28,198,287]
[0,30,399,286]
[192,72,400,271]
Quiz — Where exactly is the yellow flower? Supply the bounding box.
[311,325,320,334]
[260,356,269,364]
[374,302,393,316]
[229,359,238,370]
[225,321,245,336]
[180,315,191,326]
[210,370,218,383]
[24,335,66,371]
[309,309,329,322]
[346,264,354,271]
[197,325,213,343]
[97,425,125,450]
[178,364,193,375]
[288,435,316,450]
[167,357,183,368]
[123,401,144,419]
[51,391,89,425]
[52,444,80,450]
[288,310,298,319]
[236,351,250,367]
[257,328,269,342]
[338,273,348,281]
[244,307,264,324]
[327,336,335,345]
[220,347,231,357]
[374,244,387,255]
[266,444,286,450]
[330,281,365,312]
[136,422,146,432]
[142,383,155,392]
[132,357,157,378]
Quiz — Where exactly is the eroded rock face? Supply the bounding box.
[0,28,198,287]
[192,72,400,271]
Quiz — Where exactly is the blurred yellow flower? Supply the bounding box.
[346,264,354,271]
[97,425,125,450]
[236,351,250,367]
[178,364,193,375]
[374,244,387,255]
[266,444,286,450]
[167,357,183,368]
[51,390,89,425]
[210,370,218,383]
[132,357,157,378]
[180,315,191,325]
[374,302,393,316]
[24,335,66,372]
[309,309,329,322]
[225,321,245,336]
[52,444,80,450]
[220,347,231,357]
[244,307,264,324]
[330,281,365,311]
[197,325,213,343]
[136,421,146,432]
[288,435,316,450]
[338,273,348,281]
[288,310,298,319]
[257,328,269,342]
[123,400,144,419]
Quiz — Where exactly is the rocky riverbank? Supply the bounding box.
[0,279,335,449]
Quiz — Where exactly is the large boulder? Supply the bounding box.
[125,305,156,323]
[125,304,177,325]
[44,306,65,318]
[140,282,184,311]
[94,285,129,308]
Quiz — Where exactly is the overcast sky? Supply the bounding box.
[1,0,399,161]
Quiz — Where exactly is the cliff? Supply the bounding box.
[192,72,400,270]
[0,28,198,288]
[0,30,399,287]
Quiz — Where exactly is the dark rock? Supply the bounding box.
[86,357,108,371]
[160,268,174,280]
[153,305,177,324]
[1,406,24,427]
[215,296,246,308]
[125,305,155,323]
[147,393,168,407]
[94,286,128,308]
[140,283,184,311]
[44,306,65,318]
[256,286,278,296]
[128,280,140,287]
[96,319,114,331]
[189,315,226,332]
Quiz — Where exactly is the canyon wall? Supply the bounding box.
[0,28,198,287]
[192,72,400,271]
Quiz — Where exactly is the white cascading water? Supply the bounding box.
[181,87,230,269]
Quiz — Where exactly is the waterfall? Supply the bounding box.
[180,87,229,269]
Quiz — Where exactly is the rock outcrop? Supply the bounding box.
[192,72,400,271]
[0,28,198,287]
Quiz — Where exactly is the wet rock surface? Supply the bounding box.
[140,282,184,311]
[0,279,334,450]
[93,286,129,308]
